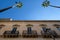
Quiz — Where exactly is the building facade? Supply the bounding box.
[0,18,60,40]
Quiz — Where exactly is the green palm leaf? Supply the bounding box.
[42,0,50,8]
[16,2,23,8]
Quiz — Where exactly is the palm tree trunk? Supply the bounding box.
[0,6,12,12]
[49,5,60,8]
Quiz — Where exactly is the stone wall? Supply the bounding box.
[0,21,60,36]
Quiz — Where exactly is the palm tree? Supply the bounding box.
[42,0,60,8]
[0,2,22,12]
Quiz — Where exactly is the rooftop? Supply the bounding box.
[0,18,60,22]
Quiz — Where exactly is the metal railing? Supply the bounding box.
[22,30,38,38]
[3,31,19,38]
[41,30,58,38]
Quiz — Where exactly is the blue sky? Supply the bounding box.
[0,0,60,20]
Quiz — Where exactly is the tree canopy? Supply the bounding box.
[42,0,60,8]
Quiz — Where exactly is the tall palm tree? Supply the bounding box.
[0,2,22,12]
[42,0,60,8]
